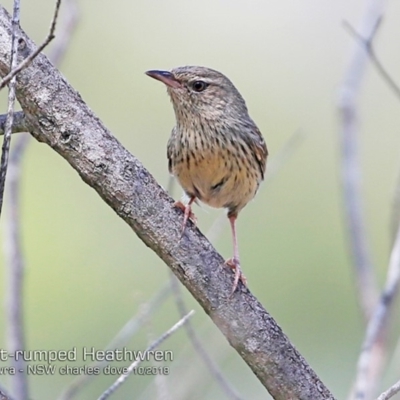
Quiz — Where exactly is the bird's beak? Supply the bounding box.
[145,70,182,89]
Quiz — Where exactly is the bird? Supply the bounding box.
[146,66,268,293]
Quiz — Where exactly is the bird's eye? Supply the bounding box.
[191,81,209,92]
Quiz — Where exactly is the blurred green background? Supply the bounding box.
[0,0,400,398]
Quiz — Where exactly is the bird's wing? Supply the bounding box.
[245,124,268,180]
[167,126,177,174]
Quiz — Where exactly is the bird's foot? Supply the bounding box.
[225,257,247,294]
[174,200,197,236]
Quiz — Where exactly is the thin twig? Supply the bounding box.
[338,3,385,323]
[352,223,400,400]
[0,111,26,134]
[97,311,195,400]
[376,380,400,400]
[140,318,233,400]
[343,20,400,101]
[341,4,397,399]
[0,0,20,218]
[49,0,79,66]
[1,1,25,398]
[145,329,170,400]
[4,134,29,400]
[58,284,171,400]
[0,0,62,90]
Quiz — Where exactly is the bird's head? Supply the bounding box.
[145,66,249,123]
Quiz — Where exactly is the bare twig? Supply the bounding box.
[338,2,385,323]
[345,16,400,241]
[49,0,79,66]
[4,133,29,400]
[150,343,170,400]
[376,380,400,400]
[0,0,20,218]
[344,18,400,249]
[97,311,195,400]
[340,4,398,399]
[1,1,26,398]
[0,0,62,90]
[0,111,26,134]
[343,20,400,101]
[137,320,227,400]
[58,284,171,400]
[352,223,400,400]
[145,329,170,400]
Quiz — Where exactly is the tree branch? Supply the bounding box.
[0,2,28,399]
[0,111,27,134]
[0,0,20,218]
[58,284,171,400]
[352,222,400,400]
[97,311,194,400]
[376,380,400,400]
[0,0,61,90]
[337,2,384,323]
[3,133,29,400]
[0,5,334,399]
[343,19,400,101]
[340,3,394,399]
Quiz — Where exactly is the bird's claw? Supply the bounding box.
[174,200,197,236]
[225,257,247,294]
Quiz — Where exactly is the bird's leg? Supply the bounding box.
[174,196,197,236]
[225,213,247,294]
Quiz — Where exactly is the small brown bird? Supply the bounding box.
[146,66,268,293]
